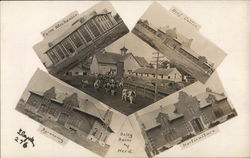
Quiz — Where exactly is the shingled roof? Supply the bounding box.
[139,90,227,131]
[133,67,178,75]
[94,51,149,67]
[29,89,114,132]
[139,104,184,131]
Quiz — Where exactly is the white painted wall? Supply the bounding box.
[99,64,117,75]
[123,54,141,76]
[90,55,99,74]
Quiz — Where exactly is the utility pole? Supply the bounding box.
[151,52,164,102]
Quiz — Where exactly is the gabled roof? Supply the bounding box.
[134,56,149,67]
[196,91,227,109]
[140,105,183,131]
[95,51,149,67]
[139,90,227,131]
[95,52,121,64]
[29,90,114,132]
[133,67,179,75]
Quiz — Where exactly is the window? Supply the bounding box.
[70,31,84,48]
[190,118,204,133]
[128,70,132,74]
[97,17,108,31]
[164,128,177,142]
[47,50,59,64]
[93,18,104,33]
[61,38,75,54]
[214,108,224,118]
[53,45,65,59]
[48,108,58,117]
[92,128,98,136]
[57,113,69,125]
[161,74,164,79]
[168,76,170,79]
[87,20,101,38]
[68,117,81,128]
[37,104,47,113]
[187,106,195,114]
[75,72,79,75]
[79,26,92,43]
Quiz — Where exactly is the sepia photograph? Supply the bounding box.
[33,1,129,76]
[129,72,237,158]
[15,69,127,157]
[1,1,249,158]
[57,33,197,115]
[132,2,227,83]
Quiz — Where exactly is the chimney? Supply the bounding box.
[102,9,109,14]
[103,108,113,126]
[187,38,193,47]
[167,64,170,69]
[120,46,128,56]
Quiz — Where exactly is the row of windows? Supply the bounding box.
[133,73,173,79]
[47,14,115,65]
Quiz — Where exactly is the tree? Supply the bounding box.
[148,63,154,68]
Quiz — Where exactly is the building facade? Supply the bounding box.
[133,20,214,75]
[132,67,182,82]
[23,87,113,146]
[135,88,236,158]
[33,9,129,75]
[90,46,149,76]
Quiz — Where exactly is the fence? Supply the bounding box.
[124,80,176,100]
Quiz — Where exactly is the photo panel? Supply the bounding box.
[85,32,198,115]
[15,69,127,157]
[33,1,129,76]
[129,72,237,158]
[132,2,227,83]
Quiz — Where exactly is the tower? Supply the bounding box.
[120,46,128,56]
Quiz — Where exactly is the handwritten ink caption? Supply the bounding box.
[180,127,219,149]
[38,125,68,145]
[15,128,35,148]
[117,132,133,153]
[170,7,201,30]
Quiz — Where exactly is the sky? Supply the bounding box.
[139,2,227,68]
[105,33,163,63]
